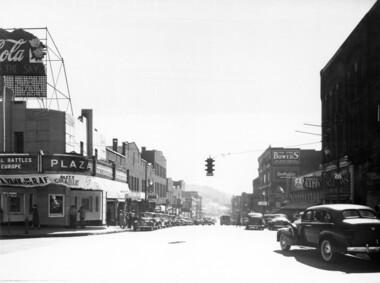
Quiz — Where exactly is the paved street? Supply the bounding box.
[1,225,380,283]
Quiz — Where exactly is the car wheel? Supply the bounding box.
[279,234,291,251]
[320,239,336,262]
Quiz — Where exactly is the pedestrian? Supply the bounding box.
[78,206,86,228]
[127,211,132,228]
[106,208,112,227]
[236,214,241,227]
[69,205,77,229]
[31,204,40,229]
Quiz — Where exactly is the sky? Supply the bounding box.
[1,0,377,196]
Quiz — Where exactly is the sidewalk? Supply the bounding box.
[0,224,133,239]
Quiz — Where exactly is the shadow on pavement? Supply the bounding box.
[274,248,380,273]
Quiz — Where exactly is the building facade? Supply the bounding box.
[320,1,380,207]
[256,147,321,213]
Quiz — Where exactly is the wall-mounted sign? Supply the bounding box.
[303,176,321,189]
[0,175,50,187]
[0,28,46,76]
[272,150,300,165]
[275,171,297,179]
[42,155,90,173]
[96,163,113,179]
[0,154,38,173]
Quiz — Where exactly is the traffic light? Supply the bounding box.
[205,157,215,176]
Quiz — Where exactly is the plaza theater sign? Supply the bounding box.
[0,28,46,76]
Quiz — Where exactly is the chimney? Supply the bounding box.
[122,142,127,156]
[112,138,118,151]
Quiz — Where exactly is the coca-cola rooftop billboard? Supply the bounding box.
[0,28,46,76]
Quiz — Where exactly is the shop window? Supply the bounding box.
[10,195,21,212]
[81,198,92,211]
[49,194,64,217]
[95,196,99,212]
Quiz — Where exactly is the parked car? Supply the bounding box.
[242,217,249,226]
[220,215,231,225]
[136,213,156,231]
[277,204,380,262]
[267,216,291,230]
[246,212,265,230]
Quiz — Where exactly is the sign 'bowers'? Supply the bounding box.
[272,150,300,165]
[0,28,46,76]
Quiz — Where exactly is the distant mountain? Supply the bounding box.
[185,184,232,217]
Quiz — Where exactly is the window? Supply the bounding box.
[81,198,91,211]
[9,195,21,212]
[303,211,313,222]
[14,132,24,153]
[49,194,64,217]
[358,209,376,219]
[342,209,360,218]
[95,196,99,212]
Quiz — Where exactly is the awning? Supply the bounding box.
[89,177,130,200]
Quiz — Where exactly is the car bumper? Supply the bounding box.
[247,225,264,229]
[347,246,380,253]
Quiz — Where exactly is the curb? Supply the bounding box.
[0,228,132,240]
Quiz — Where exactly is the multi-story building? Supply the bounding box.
[141,147,168,211]
[171,180,185,214]
[256,147,321,213]
[182,191,202,219]
[231,195,240,222]
[320,1,380,207]
[0,92,130,226]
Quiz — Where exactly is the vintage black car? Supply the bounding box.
[246,212,265,230]
[277,204,380,262]
[267,216,291,230]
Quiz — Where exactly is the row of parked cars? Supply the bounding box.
[136,212,216,231]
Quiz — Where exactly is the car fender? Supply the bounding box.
[319,230,347,252]
[277,225,298,245]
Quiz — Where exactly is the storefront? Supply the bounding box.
[0,154,130,227]
[322,164,353,204]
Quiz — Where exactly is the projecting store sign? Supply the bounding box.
[0,28,46,76]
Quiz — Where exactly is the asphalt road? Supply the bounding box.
[1,225,380,283]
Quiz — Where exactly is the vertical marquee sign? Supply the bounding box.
[0,28,47,97]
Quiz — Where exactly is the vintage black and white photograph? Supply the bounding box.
[1,0,380,282]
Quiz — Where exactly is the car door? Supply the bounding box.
[307,210,330,246]
[298,210,313,245]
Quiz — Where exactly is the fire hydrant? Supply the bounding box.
[24,216,29,234]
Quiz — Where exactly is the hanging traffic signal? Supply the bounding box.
[205,157,215,176]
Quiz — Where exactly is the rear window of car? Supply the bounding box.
[342,209,376,219]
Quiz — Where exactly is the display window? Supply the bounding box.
[49,194,64,217]
[81,197,91,211]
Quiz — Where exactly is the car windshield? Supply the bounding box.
[342,209,376,219]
